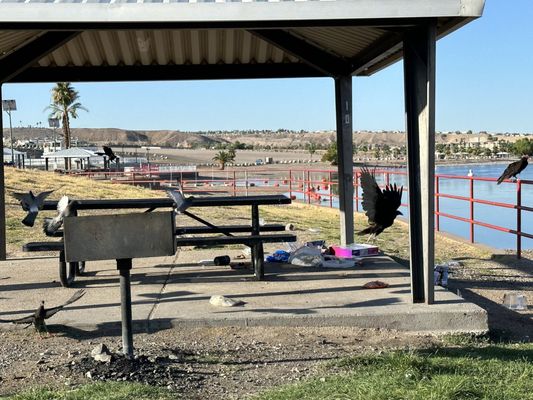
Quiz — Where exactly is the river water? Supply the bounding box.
[290,162,533,251]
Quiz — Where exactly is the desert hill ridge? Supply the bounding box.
[3,127,528,149]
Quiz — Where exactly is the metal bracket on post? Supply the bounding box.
[117,258,134,358]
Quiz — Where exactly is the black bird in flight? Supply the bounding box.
[497,155,529,184]
[103,146,117,162]
[357,167,403,240]
[12,190,54,227]
[43,195,73,236]
[0,289,85,335]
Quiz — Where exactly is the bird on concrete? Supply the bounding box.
[0,289,85,335]
[12,190,54,227]
[497,155,529,184]
[102,146,117,162]
[357,167,403,241]
[166,185,193,213]
[43,195,73,236]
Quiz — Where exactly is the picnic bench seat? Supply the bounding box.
[24,194,295,286]
[23,232,296,286]
[39,223,287,238]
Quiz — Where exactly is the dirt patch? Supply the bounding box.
[0,326,439,399]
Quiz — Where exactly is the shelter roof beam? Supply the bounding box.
[0,31,79,83]
[350,31,404,76]
[8,63,324,83]
[248,29,350,77]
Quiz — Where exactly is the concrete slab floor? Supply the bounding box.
[0,250,488,335]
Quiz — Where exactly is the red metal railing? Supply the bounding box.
[68,167,532,257]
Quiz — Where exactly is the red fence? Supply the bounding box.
[66,167,532,257]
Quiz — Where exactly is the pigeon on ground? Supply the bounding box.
[0,289,85,335]
[497,155,529,184]
[103,146,117,162]
[43,195,73,236]
[166,186,193,212]
[12,190,54,227]
[357,167,403,241]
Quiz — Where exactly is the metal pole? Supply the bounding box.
[117,258,134,358]
[329,171,333,208]
[0,86,6,260]
[289,170,293,199]
[8,111,14,168]
[517,179,522,259]
[469,177,474,243]
[435,176,440,231]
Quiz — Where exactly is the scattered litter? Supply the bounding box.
[91,344,113,363]
[362,281,389,289]
[285,223,295,231]
[321,255,361,269]
[307,228,321,233]
[235,254,246,259]
[230,262,250,270]
[332,243,379,258]
[305,240,326,249]
[289,246,322,267]
[259,218,266,226]
[209,295,244,307]
[434,264,449,287]
[503,293,528,310]
[214,255,231,266]
[266,250,291,263]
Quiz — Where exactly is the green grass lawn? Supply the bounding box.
[255,343,533,400]
[5,382,172,400]
[5,343,532,400]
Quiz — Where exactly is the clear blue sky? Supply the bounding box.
[2,0,532,133]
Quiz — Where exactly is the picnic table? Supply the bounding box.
[24,194,296,286]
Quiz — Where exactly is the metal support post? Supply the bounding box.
[251,204,264,280]
[334,75,354,246]
[117,258,134,357]
[403,21,436,304]
[0,86,6,260]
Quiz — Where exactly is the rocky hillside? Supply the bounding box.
[3,127,228,148]
[3,127,525,149]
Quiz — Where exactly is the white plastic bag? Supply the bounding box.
[289,246,322,267]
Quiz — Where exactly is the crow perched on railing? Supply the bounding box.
[0,289,85,335]
[103,145,117,162]
[357,167,403,240]
[12,190,53,227]
[497,155,529,184]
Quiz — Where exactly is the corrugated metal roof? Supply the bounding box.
[0,0,485,80]
[35,30,299,67]
[42,148,97,158]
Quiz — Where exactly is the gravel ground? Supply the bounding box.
[0,326,439,399]
[0,251,530,398]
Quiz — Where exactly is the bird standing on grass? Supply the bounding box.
[43,195,73,236]
[0,289,85,336]
[357,167,403,241]
[12,190,54,227]
[497,155,529,184]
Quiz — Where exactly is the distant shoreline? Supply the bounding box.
[357,158,513,169]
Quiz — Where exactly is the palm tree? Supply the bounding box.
[46,83,88,152]
[213,150,234,170]
[307,143,317,159]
